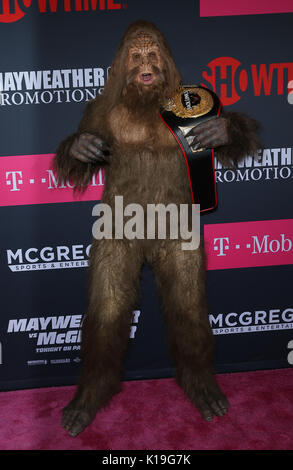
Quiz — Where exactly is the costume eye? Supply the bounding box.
[148,51,158,62]
[132,53,141,62]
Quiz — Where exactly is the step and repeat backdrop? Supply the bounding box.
[0,0,293,390]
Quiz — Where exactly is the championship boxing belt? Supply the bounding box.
[159,85,221,213]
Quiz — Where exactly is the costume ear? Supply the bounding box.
[107,66,112,78]
[108,63,115,78]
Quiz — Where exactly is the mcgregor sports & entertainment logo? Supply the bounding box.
[6,243,92,271]
[209,306,293,336]
[201,57,293,106]
[0,0,126,23]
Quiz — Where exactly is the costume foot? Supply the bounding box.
[62,399,97,437]
[194,376,229,422]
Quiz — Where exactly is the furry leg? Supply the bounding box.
[62,238,143,436]
[150,239,229,421]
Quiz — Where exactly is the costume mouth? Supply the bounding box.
[139,73,154,85]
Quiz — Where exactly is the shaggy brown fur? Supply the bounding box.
[218,111,261,167]
[55,20,259,437]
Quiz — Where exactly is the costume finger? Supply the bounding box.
[199,130,221,147]
[91,136,110,151]
[86,142,107,159]
[76,143,105,162]
[70,147,91,163]
[191,138,202,150]
[186,117,218,136]
[193,127,214,147]
[83,148,106,162]
[200,128,228,148]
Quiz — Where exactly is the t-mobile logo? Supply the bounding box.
[205,219,293,270]
[213,237,230,256]
[0,154,105,207]
[6,170,23,191]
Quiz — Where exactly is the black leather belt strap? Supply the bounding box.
[159,85,221,213]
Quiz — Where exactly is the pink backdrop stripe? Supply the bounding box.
[0,154,104,207]
[200,0,293,17]
[204,219,293,270]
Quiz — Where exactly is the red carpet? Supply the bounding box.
[0,368,292,450]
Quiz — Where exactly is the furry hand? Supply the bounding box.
[186,117,229,149]
[70,132,111,164]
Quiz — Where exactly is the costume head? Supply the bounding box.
[102,20,182,110]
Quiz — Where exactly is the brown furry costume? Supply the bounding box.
[54,20,260,437]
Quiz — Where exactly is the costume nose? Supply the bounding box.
[142,55,151,66]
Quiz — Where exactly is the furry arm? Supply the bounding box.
[216,111,261,167]
[53,100,107,190]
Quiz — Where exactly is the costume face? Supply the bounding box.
[126,32,163,87]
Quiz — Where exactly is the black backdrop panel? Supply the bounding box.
[0,0,292,390]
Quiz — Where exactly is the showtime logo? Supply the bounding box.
[204,219,293,270]
[288,80,293,105]
[201,57,293,106]
[0,0,125,23]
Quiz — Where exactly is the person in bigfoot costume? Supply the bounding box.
[54,20,260,437]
